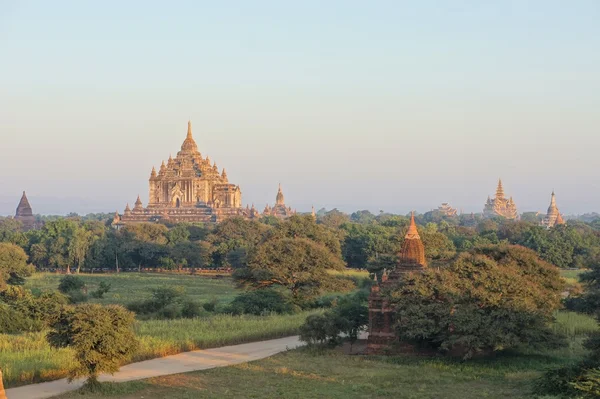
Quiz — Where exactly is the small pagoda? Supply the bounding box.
[367,213,427,353]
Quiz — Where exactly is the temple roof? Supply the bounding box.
[496,178,505,199]
[15,191,33,217]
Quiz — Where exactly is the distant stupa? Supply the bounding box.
[15,191,37,231]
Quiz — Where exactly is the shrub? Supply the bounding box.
[90,281,111,299]
[299,291,368,348]
[47,304,138,388]
[181,300,204,318]
[150,286,185,308]
[58,275,86,294]
[227,290,294,316]
[202,298,219,313]
[0,303,40,333]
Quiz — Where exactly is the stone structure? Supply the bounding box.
[367,213,427,354]
[541,191,566,228]
[116,121,248,225]
[262,184,296,219]
[14,191,37,231]
[483,179,518,219]
[437,202,458,217]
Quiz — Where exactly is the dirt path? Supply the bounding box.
[6,336,303,399]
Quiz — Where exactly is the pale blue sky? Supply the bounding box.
[1,1,599,215]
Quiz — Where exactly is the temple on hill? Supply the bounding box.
[116,121,248,225]
[262,184,296,219]
[483,179,518,219]
[541,191,566,228]
[14,191,37,231]
[367,213,427,354]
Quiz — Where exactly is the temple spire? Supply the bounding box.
[187,120,193,139]
[405,212,420,240]
[276,183,285,206]
[496,178,505,199]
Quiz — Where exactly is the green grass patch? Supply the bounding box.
[25,272,240,307]
[552,311,598,338]
[560,269,586,281]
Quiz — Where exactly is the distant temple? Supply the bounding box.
[262,184,296,219]
[437,203,458,217]
[483,179,518,219]
[367,213,427,354]
[14,191,37,231]
[116,121,249,225]
[541,191,565,228]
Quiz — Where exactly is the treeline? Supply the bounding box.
[1,209,599,272]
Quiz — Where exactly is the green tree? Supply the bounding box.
[47,304,138,388]
[0,242,34,289]
[234,237,349,302]
[389,245,565,358]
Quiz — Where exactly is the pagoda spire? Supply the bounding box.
[400,211,426,267]
[276,183,285,206]
[496,178,505,199]
[405,212,420,240]
[187,120,193,139]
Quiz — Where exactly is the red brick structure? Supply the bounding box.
[367,212,427,354]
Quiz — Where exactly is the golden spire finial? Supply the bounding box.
[405,211,420,239]
[187,120,193,138]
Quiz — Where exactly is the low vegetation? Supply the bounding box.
[0,311,314,388]
[52,314,596,399]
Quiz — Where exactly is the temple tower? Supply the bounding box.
[542,191,566,228]
[14,191,36,231]
[367,212,427,353]
[483,178,518,219]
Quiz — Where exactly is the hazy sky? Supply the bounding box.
[1,1,599,216]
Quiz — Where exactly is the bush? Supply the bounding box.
[227,290,295,316]
[299,292,368,347]
[202,298,219,313]
[90,281,111,299]
[63,289,87,304]
[181,300,204,318]
[0,303,41,333]
[58,275,86,294]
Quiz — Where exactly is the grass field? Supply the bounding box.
[53,312,597,399]
[1,311,314,388]
[560,269,586,281]
[25,272,240,307]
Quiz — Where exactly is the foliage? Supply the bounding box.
[90,281,111,299]
[299,291,368,347]
[389,245,566,358]
[234,237,349,302]
[0,242,34,289]
[226,289,295,316]
[47,304,138,387]
[58,275,86,294]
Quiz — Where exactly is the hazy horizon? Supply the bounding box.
[1,1,599,216]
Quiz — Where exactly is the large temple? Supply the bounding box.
[115,122,296,226]
[14,191,38,231]
[116,121,248,225]
[483,179,518,219]
[367,213,427,353]
[541,191,566,228]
